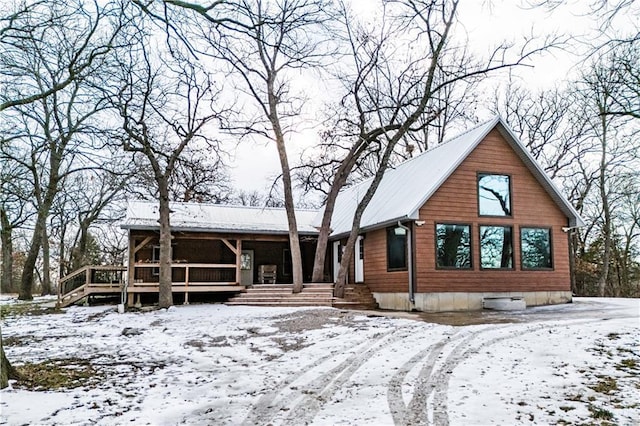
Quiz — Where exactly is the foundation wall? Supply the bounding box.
[373,291,572,312]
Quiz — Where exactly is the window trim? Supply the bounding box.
[477,172,513,218]
[434,222,473,270]
[386,226,408,272]
[519,226,554,271]
[478,224,515,270]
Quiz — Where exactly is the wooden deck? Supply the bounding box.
[58,266,127,308]
[58,266,376,310]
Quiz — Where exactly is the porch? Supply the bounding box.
[125,231,320,306]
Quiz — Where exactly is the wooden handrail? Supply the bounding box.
[59,265,126,282]
[132,263,236,268]
[59,265,91,284]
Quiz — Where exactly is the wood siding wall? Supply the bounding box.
[364,129,571,293]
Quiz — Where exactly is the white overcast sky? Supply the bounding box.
[228,0,637,198]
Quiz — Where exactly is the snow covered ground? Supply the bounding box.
[1,297,638,425]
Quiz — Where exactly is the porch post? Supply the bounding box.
[127,232,135,307]
[184,265,189,305]
[236,239,242,285]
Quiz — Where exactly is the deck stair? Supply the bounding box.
[333,285,379,310]
[226,283,378,310]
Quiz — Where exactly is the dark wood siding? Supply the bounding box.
[363,228,409,293]
[129,231,318,284]
[362,129,571,293]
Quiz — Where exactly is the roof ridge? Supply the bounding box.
[411,116,499,158]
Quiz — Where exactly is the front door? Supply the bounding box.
[332,241,341,283]
[240,250,254,285]
[355,236,364,283]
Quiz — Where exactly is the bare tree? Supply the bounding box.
[110,14,226,307]
[0,0,127,112]
[154,0,332,292]
[606,39,640,120]
[0,147,32,294]
[572,50,638,296]
[0,0,128,299]
[491,82,589,179]
[305,0,561,296]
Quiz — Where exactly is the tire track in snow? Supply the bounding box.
[280,325,422,425]
[241,326,408,425]
[432,318,603,426]
[388,319,601,426]
[387,326,508,426]
[387,333,456,425]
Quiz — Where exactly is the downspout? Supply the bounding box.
[397,221,415,305]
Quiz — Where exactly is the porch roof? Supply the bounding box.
[121,201,319,235]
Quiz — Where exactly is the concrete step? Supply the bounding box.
[226,300,333,307]
[226,283,378,310]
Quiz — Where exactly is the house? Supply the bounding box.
[324,115,583,311]
[112,116,582,311]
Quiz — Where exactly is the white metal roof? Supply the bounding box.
[121,201,320,235]
[322,116,584,237]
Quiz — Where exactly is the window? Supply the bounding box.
[436,224,471,269]
[152,245,160,275]
[521,227,552,269]
[479,225,513,269]
[387,226,407,271]
[478,174,511,216]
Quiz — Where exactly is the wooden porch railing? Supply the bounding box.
[129,263,239,288]
[58,265,126,308]
[127,263,243,305]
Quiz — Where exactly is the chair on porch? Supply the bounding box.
[258,264,277,284]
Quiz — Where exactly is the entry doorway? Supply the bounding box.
[355,236,364,283]
[332,241,341,283]
[240,250,254,285]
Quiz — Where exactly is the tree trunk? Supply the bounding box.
[1,327,19,389]
[21,149,59,300]
[40,226,52,295]
[311,145,363,282]
[267,88,303,292]
[71,221,91,272]
[19,211,46,300]
[157,178,174,308]
[596,111,612,297]
[0,208,14,293]
[335,137,402,297]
